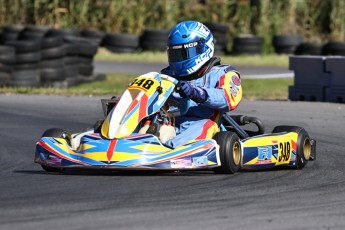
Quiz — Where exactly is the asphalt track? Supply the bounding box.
[0,94,344,230]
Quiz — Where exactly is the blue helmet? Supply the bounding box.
[167,21,214,78]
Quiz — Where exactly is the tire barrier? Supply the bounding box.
[140,29,169,52]
[289,56,345,103]
[273,35,303,54]
[232,34,263,55]
[103,33,140,53]
[203,22,230,55]
[0,24,106,88]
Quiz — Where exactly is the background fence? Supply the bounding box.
[0,0,344,53]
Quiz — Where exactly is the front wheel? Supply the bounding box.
[213,131,242,174]
[40,128,71,172]
[272,126,312,169]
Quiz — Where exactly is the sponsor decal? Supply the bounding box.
[172,45,182,49]
[232,75,241,86]
[170,158,192,168]
[257,146,272,163]
[184,42,198,49]
[230,81,239,97]
[195,48,211,65]
[193,156,208,166]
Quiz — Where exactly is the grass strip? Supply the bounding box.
[95,49,289,67]
[0,73,293,100]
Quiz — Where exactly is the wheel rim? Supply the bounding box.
[232,141,241,165]
[303,138,312,160]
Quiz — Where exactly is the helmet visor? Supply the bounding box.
[167,41,202,62]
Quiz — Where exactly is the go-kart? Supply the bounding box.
[35,72,316,174]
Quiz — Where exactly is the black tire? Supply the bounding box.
[103,33,140,48]
[0,63,13,72]
[273,35,303,46]
[273,35,303,54]
[13,63,38,71]
[213,31,228,46]
[40,128,71,172]
[11,69,40,81]
[40,58,64,68]
[203,22,230,34]
[0,72,10,85]
[42,46,66,59]
[212,131,241,174]
[46,28,80,37]
[64,65,79,78]
[42,36,64,49]
[139,29,169,51]
[81,29,105,45]
[16,51,41,63]
[8,79,40,87]
[322,41,345,55]
[3,25,24,33]
[295,42,322,55]
[0,46,16,64]
[78,56,93,65]
[64,43,80,55]
[79,64,93,76]
[66,75,82,86]
[78,42,98,57]
[5,40,41,53]
[64,56,79,65]
[40,68,66,82]
[272,126,311,169]
[18,31,45,40]
[232,35,263,55]
[1,32,19,43]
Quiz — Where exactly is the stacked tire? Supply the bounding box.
[103,33,140,53]
[5,39,42,87]
[203,22,230,55]
[140,29,169,51]
[0,25,24,44]
[322,41,345,56]
[0,46,14,86]
[81,29,106,46]
[232,34,263,55]
[40,35,67,87]
[273,35,303,54]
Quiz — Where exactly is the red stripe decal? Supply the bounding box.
[292,140,297,152]
[196,120,215,140]
[138,94,148,122]
[107,139,117,164]
[218,74,225,88]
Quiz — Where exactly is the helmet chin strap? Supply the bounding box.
[183,56,221,81]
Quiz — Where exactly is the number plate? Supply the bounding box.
[276,140,292,165]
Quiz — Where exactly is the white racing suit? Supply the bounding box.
[161,62,243,148]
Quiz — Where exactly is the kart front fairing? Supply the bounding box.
[35,72,221,170]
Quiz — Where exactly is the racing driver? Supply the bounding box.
[161,20,242,148]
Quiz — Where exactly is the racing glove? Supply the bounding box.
[177,81,208,103]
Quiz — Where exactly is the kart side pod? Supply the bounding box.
[240,125,316,170]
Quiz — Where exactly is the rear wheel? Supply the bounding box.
[213,132,241,174]
[272,125,311,169]
[40,128,71,172]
